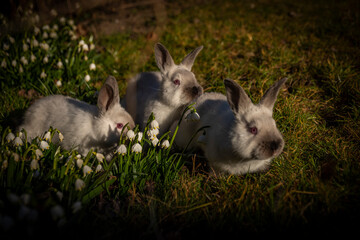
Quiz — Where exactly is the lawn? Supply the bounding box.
[0,0,359,238]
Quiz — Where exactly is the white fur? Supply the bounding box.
[18,76,135,155]
[173,78,287,175]
[124,43,203,135]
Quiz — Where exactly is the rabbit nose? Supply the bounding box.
[192,86,202,96]
[270,140,281,151]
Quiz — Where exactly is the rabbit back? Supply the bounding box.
[125,72,161,129]
[19,95,98,152]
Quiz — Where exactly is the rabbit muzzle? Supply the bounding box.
[185,85,203,99]
[254,138,284,160]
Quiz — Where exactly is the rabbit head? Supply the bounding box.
[154,43,204,107]
[97,76,135,142]
[224,78,287,161]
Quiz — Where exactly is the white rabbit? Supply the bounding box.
[18,76,135,155]
[172,77,288,175]
[124,43,203,135]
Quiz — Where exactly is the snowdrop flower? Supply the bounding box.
[75,179,85,191]
[79,39,85,46]
[33,26,40,35]
[56,191,63,201]
[50,31,57,39]
[116,144,127,156]
[137,132,143,142]
[30,159,39,170]
[185,110,200,122]
[68,19,74,26]
[6,132,15,142]
[20,193,31,205]
[82,43,89,51]
[50,9,58,17]
[40,42,49,51]
[23,43,29,52]
[3,43,9,51]
[11,60,17,67]
[43,131,51,141]
[90,43,95,51]
[131,143,142,154]
[39,140,49,150]
[42,31,48,39]
[58,132,64,142]
[35,149,43,159]
[40,70,47,79]
[43,56,48,64]
[31,38,39,47]
[42,25,50,31]
[82,165,92,176]
[50,205,64,220]
[95,153,104,163]
[151,137,159,147]
[60,17,66,24]
[56,60,63,68]
[1,59,6,68]
[150,120,159,130]
[161,140,170,149]
[84,74,90,82]
[127,130,135,141]
[72,201,82,213]
[30,54,36,62]
[12,152,20,162]
[8,36,15,43]
[19,65,23,73]
[95,164,103,173]
[76,158,83,168]
[14,137,23,146]
[89,62,96,71]
[2,160,8,170]
[20,56,28,65]
[56,79,62,87]
[147,129,159,141]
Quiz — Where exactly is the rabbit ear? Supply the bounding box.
[224,79,252,114]
[154,43,175,73]
[98,76,120,113]
[259,77,287,111]
[180,45,203,70]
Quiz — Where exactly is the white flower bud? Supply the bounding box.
[82,165,92,176]
[131,143,142,154]
[40,71,47,79]
[95,164,103,173]
[150,120,159,130]
[72,201,82,213]
[127,130,135,141]
[95,153,104,163]
[43,131,51,141]
[75,179,85,191]
[50,205,64,220]
[76,159,83,168]
[116,144,127,156]
[6,132,15,142]
[14,137,23,146]
[161,140,170,149]
[39,140,49,150]
[84,74,90,82]
[89,63,96,71]
[30,159,39,170]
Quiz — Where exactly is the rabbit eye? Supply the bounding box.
[116,123,124,129]
[249,127,258,135]
[173,79,180,85]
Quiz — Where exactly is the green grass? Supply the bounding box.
[1,0,360,238]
